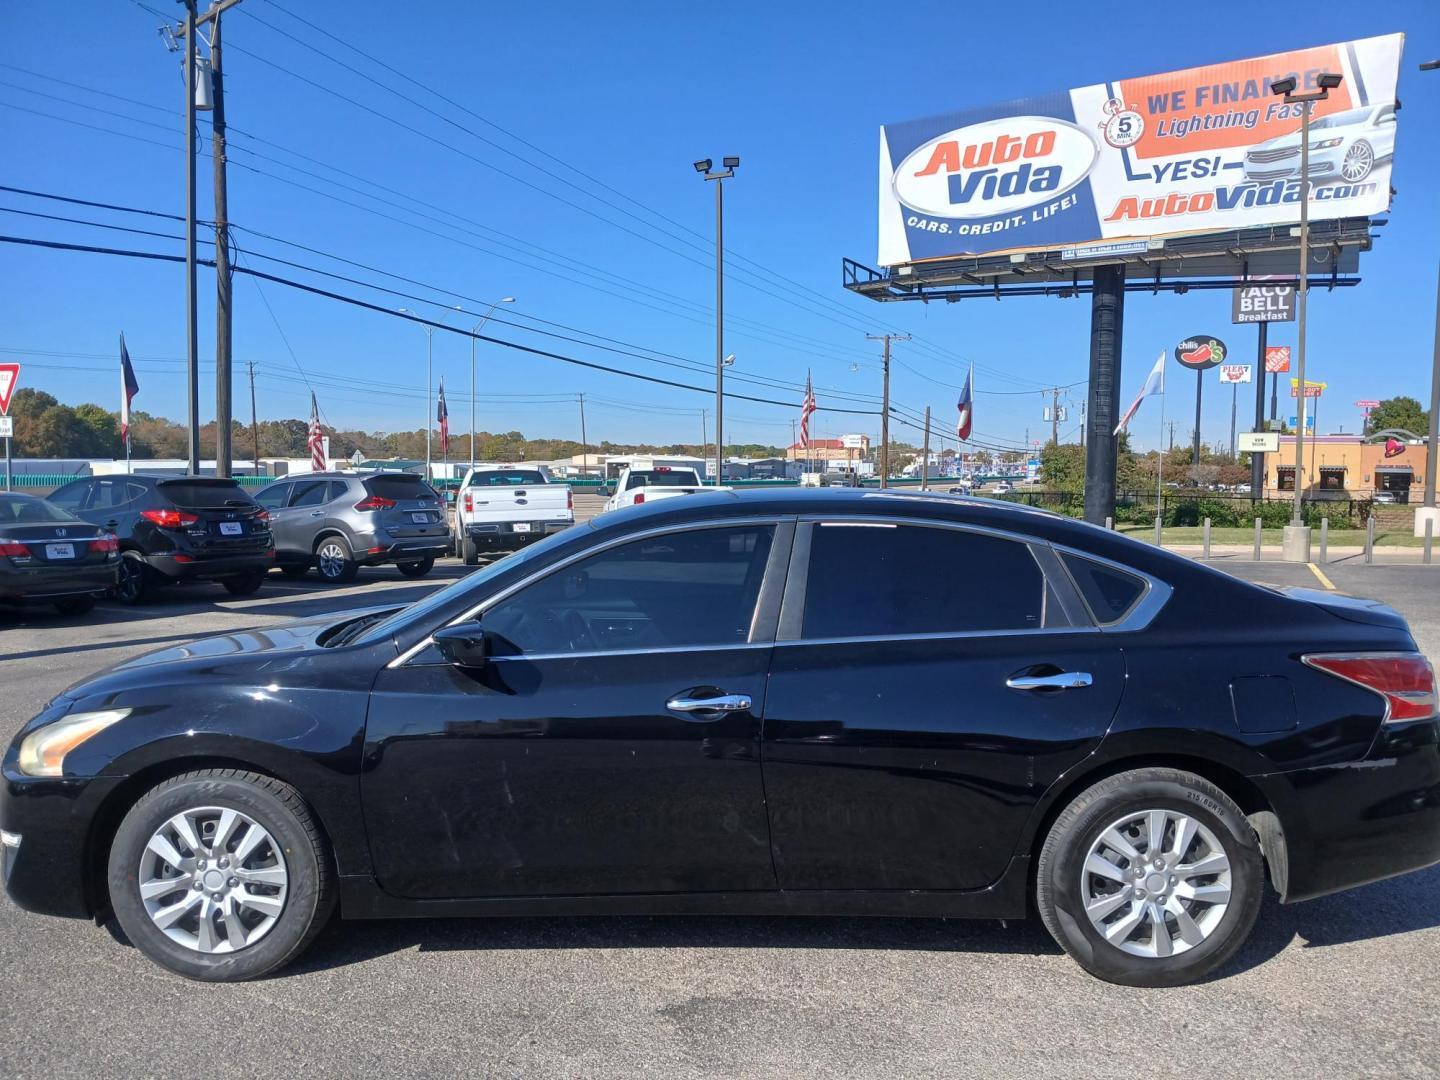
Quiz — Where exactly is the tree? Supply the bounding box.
[73,403,120,455]
[1038,442,1085,491]
[1367,396,1429,436]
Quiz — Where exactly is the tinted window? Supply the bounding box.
[327,481,350,502]
[469,470,546,487]
[47,480,91,511]
[1061,553,1146,624]
[801,523,1045,638]
[625,470,700,490]
[289,481,330,508]
[483,525,774,656]
[0,495,79,524]
[253,483,290,510]
[365,474,435,501]
[157,480,255,509]
[88,478,141,509]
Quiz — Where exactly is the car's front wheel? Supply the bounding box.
[1035,768,1264,987]
[107,769,334,981]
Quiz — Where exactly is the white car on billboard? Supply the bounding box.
[1242,104,1396,185]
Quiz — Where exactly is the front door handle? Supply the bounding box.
[666,693,753,714]
[1006,671,1093,691]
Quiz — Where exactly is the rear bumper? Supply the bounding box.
[464,521,571,549]
[359,539,451,566]
[0,561,118,602]
[149,550,275,581]
[1258,717,1440,903]
[0,766,125,919]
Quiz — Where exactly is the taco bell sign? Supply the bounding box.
[1231,285,1296,323]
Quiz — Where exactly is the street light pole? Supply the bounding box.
[468,296,515,473]
[1420,61,1440,538]
[1270,71,1342,562]
[696,157,739,485]
[182,0,200,476]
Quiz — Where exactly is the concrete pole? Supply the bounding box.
[1283,99,1314,561]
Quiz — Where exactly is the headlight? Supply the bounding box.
[1310,138,1343,150]
[17,709,130,778]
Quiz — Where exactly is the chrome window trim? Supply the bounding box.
[486,641,776,665]
[1049,542,1173,632]
[388,515,792,669]
[772,624,1102,650]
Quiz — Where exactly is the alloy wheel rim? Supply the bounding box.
[1342,143,1372,181]
[318,543,345,578]
[118,558,142,600]
[1080,808,1232,959]
[137,805,289,954]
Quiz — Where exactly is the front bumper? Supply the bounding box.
[148,549,275,581]
[1,766,126,919]
[1257,717,1440,903]
[0,560,118,602]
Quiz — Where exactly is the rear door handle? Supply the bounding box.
[666,693,753,714]
[1006,672,1093,691]
[310,510,324,516]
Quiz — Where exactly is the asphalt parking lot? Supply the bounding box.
[1,555,1438,1078]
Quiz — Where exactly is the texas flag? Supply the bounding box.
[1114,352,1166,436]
[119,333,140,444]
[955,365,973,441]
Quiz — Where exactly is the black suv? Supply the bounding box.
[47,475,274,604]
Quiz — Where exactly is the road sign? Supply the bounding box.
[1231,285,1296,324]
[0,416,11,438]
[1287,415,1316,431]
[1238,431,1279,452]
[1263,346,1291,373]
[0,363,18,414]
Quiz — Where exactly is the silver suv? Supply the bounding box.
[253,471,449,584]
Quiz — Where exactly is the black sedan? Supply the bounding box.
[3,490,1437,986]
[0,492,119,614]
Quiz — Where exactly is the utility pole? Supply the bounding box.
[181,0,200,475]
[577,393,588,478]
[921,406,931,491]
[1050,387,1060,446]
[211,8,231,477]
[1168,420,1177,450]
[701,408,708,460]
[866,333,909,488]
[247,359,259,473]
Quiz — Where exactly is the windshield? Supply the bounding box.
[1310,107,1374,130]
[469,470,547,486]
[626,470,701,489]
[0,495,80,524]
[353,525,589,645]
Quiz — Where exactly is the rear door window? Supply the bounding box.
[365,474,436,501]
[157,480,255,509]
[253,483,291,510]
[288,481,330,508]
[326,481,351,502]
[88,478,141,509]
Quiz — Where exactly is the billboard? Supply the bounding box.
[1231,285,1295,323]
[878,34,1403,266]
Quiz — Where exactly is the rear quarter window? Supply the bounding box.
[1061,553,1148,624]
[156,480,255,509]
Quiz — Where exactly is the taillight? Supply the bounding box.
[140,509,199,529]
[91,536,119,553]
[567,488,573,511]
[633,492,645,505]
[253,509,270,525]
[354,494,397,512]
[463,491,473,513]
[0,540,31,557]
[1304,653,1438,723]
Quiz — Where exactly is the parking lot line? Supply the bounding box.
[1307,562,1337,590]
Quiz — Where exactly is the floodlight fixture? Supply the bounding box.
[1317,72,1343,90]
[693,159,712,173]
[722,156,740,169]
[1269,76,1297,96]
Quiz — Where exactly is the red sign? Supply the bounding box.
[1263,346,1291,374]
[1355,399,1380,408]
[1385,437,1405,458]
[1290,385,1324,399]
[0,363,18,414]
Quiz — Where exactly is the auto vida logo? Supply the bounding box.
[893,116,1099,220]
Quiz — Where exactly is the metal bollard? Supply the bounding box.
[1320,517,1328,564]
[1153,514,1163,547]
[1105,516,1113,531]
[1365,515,1375,565]
[1426,518,1434,566]
[1253,517,1262,560]
[1203,517,1211,559]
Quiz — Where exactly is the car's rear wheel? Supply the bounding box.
[115,552,157,605]
[1341,139,1374,182]
[314,536,358,584]
[222,571,267,596]
[280,564,311,580]
[1035,768,1263,987]
[396,557,435,578]
[461,536,480,566]
[107,769,334,981]
[53,595,97,616]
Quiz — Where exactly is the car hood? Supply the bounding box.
[54,604,403,703]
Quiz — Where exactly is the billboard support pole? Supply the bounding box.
[1082,264,1124,525]
[1252,322,1267,501]
[1192,368,1203,467]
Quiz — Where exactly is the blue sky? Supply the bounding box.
[1,0,1436,455]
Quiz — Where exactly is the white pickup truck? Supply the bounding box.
[454,466,573,564]
[600,466,725,514]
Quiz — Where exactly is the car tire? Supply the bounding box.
[115,551,157,606]
[461,537,480,566]
[1035,767,1264,988]
[314,536,358,584]
[106,768,335,982]
[53,595,97,616]
[1341,139,1374,182]
[396,557,435,578]
[280,564,311,580]
[222,571,267,596]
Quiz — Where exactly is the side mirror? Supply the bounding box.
[598,484,613,497]
[433,621,489,668]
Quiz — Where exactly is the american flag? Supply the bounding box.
[308,391,326,471]
[955,365,973,441]
[437,378,450,454]
[119,333,139,444]
[799,371,817,448]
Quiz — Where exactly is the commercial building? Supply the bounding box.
[1263,434,1430,502]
